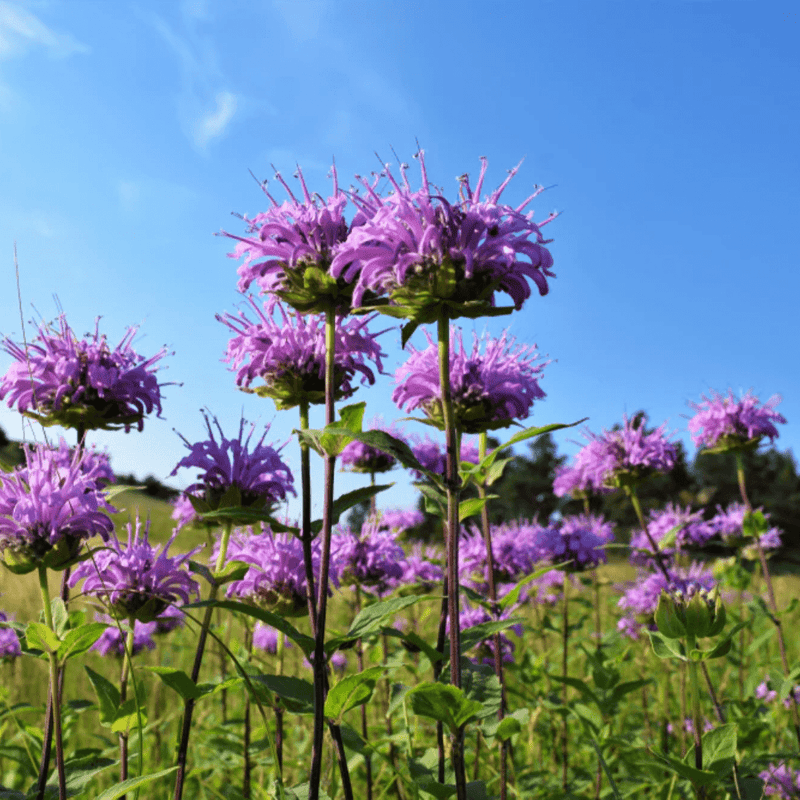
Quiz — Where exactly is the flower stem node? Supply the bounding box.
[1,534,82,575]
[655,588,726,641]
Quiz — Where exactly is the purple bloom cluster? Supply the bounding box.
[617,563,715,639]
[91,614,157,658]
[688,390,786,451]
[397,542,443,592]
[331,153,556,313]
[218,298,386,409]
[450,604,523,666]
[172,414,294,511]
[410,435,480,479]
[0,315,168,432]
[629,504,715,566]
[708,503,783,554]
[393,328,548,433]
[70,518,200,622]
[332,516,405,595]
[553,415,677,496]
[218,526,320,617]
[759,763,800,799]
[541,514,612,571]
[0,440,115,573]
[340,418,404,474]
[223,165,354,310]
[0,611,21,661]
[755,679,800,710]
[253,622,294,655]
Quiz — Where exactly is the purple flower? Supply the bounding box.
[759,762,800,799]
[171,493,202,531]
[395,542,443,592]
[332,517,405,595]
[0,315,169,432]
[377,508,425,533]
[393,328,548,433]
[340,418,404,474]
[553,415,677,496]
[0,611,21,660]
[70,517,200,622]
[222,164,361,313]
[707,503,782,557]
[617,563,715,639]
[171,413,295,514]
[410,435,480,479]
[217,526,319,617]
[688,390,786,452]
[546,514,613,571]
[331,152,556,316]
[449,604,522,666]
[217,298,386,409]
[629,504,715,566]
[154,604,186,634]
[0,440,115,573]
[253,622,295,655]
[91,614,157,658]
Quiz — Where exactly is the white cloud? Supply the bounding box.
[272,0,329,41]
[0,1,89,60]
[147,6,238,153]
[194,89,237,149]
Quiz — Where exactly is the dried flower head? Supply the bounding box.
[393,328,548,433]
[218,298,386,409]
[0,315,169,432]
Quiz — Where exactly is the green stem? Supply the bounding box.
[173,521,234,800]
[299,401,319,626]
[561,577,570,793]
[119,624,135,799]
[436,311,466,800]
[626,487,671,582]
[478,431,509,800]
[686,635,705,800]
[37,566,66,800]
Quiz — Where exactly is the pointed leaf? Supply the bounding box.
[143,666,205,701]
[25,622,60,654]
[94,767,179,800]
[325,667,384,723]
[57,623,107,663]
[345,595,435,642]
[85,666,120,726]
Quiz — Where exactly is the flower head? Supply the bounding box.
[629,504,715,566]
[0,611,21,661]
[340,418,404,474]
[223,164,359,313]
[218,298,386,409]
[332,516,405,595]
[217,525,320,617]
[759,762,800,799]
[1,315,169,432]
[331,152,556,320]
[410,435,480,479]
[91,615,157,658]
[393,328,548,433]
[70,517,200,622]
[688,390,786,452]
[449,604,522,666]
[553,415,677,496]
[0,440,115,573]
[171,413,295,517]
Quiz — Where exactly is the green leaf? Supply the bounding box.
[459,618,523,655]
[499,563,565,612]
[492,717,521,741]
[51,598,68,638]
[251,674,315,714]
[110,698,147,734]
[702,621,748,661]
[213,559,250,586]
[345,595,435,642]
[407,682,482,733]
[85,666,120,726]
[94,767,179,800]
[143,666,205,701]
[324,667,384,723]
[700,723,737,777]
[57,623,107,663]
[285,783,332,800]
[647,629,687,661]
[104,485,144,502]
[314,484,393,534]
[186,600,315,655]
[457,496,496,521]
[654,751,718,786]
[401,320,420,349]
[25,622,60,654]
[550,675,599,705]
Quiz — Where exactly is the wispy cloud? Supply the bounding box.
[147,4,238,152]
[0,1,89,60]
[272,0,329,42]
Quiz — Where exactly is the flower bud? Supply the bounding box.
[655,591,687,639]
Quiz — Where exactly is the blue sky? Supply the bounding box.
[1,0,798,519]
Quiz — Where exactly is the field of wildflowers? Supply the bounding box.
[1,151,799,800]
